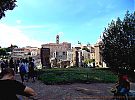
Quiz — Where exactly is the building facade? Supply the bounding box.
[70,47,82,67]
[41,35,71,68]
[94,39,106,68]
[41,42,71,58]
[11,46,40,59]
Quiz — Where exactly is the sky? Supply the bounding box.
[0,0,134,48]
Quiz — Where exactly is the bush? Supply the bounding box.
[37,68,117,85]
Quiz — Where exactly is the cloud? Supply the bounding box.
[14,25,48,29]
[16,20,22,24]
[0,24,42,48]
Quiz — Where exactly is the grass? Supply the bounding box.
[37,68,118,85]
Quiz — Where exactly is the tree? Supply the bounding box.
[0,0,17,19]
[82,47,90,52]
[84,59,94,64]
[102,11,135,72]
[0,45,18,57]
[9,44,18,52]
[0,48,7,56]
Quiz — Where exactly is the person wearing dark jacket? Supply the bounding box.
[0,68,37,100]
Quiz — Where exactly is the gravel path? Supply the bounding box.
[15,74,135,100]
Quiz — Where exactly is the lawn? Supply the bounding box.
[37,68,118,85]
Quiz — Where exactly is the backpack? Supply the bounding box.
[19,63,26,73]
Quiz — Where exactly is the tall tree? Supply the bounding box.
[0,0,17,19]
[0,48,7,56]
[102,11,135,72]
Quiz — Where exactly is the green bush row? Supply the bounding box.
[37,68,117,85]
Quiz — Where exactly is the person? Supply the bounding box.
[24,58,29,82]
[5,59,9,68]
[19,59,26,83]
[28,58,35,82]
[0,68,37,100]
[1,60,5,72]
[14,59,19,74]
[113,73,130,99]
[16,59,20,73]
[9,57,15,70]
[117,74,130,94]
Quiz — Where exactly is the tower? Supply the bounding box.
[56,35,59,44]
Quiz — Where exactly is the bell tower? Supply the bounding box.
[56,35,59,44]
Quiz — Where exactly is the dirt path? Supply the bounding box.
[15,74,135,100]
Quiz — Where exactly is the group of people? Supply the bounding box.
[0,57,37,100]
[19,58,36,83]
[0,57,21,73]
[0,67,37,100]
[0,57,36,83]
[0,58,14,72]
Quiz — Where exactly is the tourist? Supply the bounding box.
[9,57,15,70]
[24,58,29,82]
[0,68,37,100]
[28,58,35,82]
[113,73,130,99]
[116,74,130,95]
[1,60,5,72]
[19,59,26,83]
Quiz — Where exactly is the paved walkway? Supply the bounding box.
[15,74,135,100]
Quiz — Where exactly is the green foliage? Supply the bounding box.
[84,59,94,64]
[38,68,117,85]
[0,0,17,19]
[102,11,135,71]
[82,47,90,52]
[0,48,7,56]
[0,45,18,57]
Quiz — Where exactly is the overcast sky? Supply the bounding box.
[0,0,134,48]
